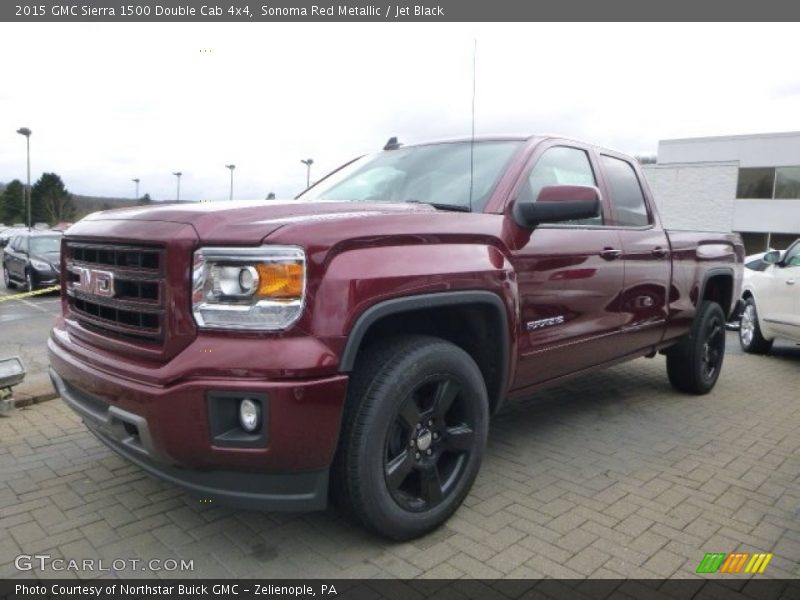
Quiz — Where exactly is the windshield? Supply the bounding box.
[299,141,522,211]
[30,236,62,255]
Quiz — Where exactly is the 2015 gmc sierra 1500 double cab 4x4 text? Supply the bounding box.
[49,135,744,539]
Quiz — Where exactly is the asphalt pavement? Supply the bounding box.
[0,268,61,405]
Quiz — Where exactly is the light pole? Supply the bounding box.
[172,172,182,201]
[132,178,140,200]
[16,128,32,229]
[225,164,235,200]
[301,158,314,188]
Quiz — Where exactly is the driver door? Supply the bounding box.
[507,143,625,390]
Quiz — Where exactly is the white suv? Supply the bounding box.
[739,239,800,353]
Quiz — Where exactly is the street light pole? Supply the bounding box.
[225,164,236,200]
[16,128,32,229]
[300,158,314,188]
[172,172,182,201]
[132,178,140,200]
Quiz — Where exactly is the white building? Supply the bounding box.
[643,131,800,253]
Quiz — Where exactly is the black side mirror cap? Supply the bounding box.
[512,184,601,229]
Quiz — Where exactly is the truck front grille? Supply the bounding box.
[65,242,165,345]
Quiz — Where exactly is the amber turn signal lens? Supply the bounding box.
[256,262,304,298]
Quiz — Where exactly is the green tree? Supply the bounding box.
[31,173,76,224]
[138,193,152,205]
[1,179,26,223]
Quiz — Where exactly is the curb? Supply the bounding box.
[13,391,59,408]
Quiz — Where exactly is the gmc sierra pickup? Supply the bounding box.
[49,135,744,539]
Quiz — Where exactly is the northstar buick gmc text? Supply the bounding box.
[49,136,744,539]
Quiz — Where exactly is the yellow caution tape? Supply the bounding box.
[0,285,61,303]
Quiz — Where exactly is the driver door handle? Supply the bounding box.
[787,279,796,285]
[600,247,622,261]
[651,246,668,258]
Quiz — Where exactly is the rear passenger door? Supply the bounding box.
[599,153,671,354]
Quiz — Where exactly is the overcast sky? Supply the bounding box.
[0,22,798,202]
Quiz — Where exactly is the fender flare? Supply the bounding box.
[697,267,735,318]
[338,290,511,409]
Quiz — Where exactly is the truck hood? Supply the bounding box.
[80,200,436,244]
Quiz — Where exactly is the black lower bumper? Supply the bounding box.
[50,367,329,512]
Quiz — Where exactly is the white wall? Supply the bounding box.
[642,163,737,232]
[658,132,800,167]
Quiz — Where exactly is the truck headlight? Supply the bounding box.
[192,246,306,330]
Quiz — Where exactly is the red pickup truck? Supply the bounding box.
[49,136,744,539]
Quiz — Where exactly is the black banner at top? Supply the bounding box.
[3,0,800,22]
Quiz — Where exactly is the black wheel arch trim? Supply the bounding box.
[698,267,736,319]
[338,291,510,411]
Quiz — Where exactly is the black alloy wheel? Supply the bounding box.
[332,335,489,540]
[384,376,477,512]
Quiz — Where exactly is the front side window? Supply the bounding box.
[519,146,601,225]
[299,141,522,212]
[601,155,650,227]
[783,243,800,268]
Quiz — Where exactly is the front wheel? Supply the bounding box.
[666,301,727,395]
[739,297,772,354]
[332,335,489,540]
[3,265,16,289]
[24,270,34,293]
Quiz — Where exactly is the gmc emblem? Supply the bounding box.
[73,267,115,298]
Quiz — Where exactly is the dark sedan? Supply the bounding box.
[2,231,63,292]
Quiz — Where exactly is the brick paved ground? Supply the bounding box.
[1,333,798,580]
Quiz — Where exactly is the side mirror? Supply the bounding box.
[512,184,601,229]
[763,250,781,265]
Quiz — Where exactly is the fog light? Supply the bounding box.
[239,398,261,432]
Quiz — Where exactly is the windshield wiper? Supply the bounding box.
[403,200,471,213]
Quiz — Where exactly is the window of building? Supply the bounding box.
[775,166,800,199]
[736,168,775,199]
[601,155,650,227]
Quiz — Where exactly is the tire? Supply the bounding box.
[24,270,34,293]
[3,265,16,290]
[332,335,489,540]
[666,301,727,395]
[738,297,772,355]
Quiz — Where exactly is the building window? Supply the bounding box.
[775,166,800,199]
[736,167,775,199]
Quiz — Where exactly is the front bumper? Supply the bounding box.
[31,265,59,287]
[50,367,328,511]
[48,326,349,511]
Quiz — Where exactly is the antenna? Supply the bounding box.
[468,39,477,212]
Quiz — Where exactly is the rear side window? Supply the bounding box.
[602,155,650,227]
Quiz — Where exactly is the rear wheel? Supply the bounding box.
[332,335,488,540]
[739,297,772,354]
[666,301,727,394]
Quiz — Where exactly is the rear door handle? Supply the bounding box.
[651,246,668,258]
[787,279,796,285]
[600,247,622,261]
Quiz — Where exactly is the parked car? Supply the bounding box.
[0,226,27,248]
[48,135,744,540]
[739,239,800,353]
[2,230,63,291]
